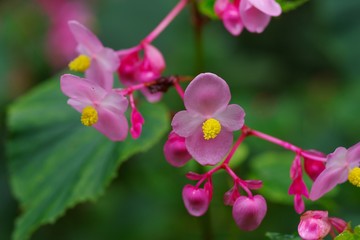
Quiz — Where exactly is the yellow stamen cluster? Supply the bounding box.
[202,118,221,140]
[69,54,91,72]
[348,167,360,187]
[81,106,98,126]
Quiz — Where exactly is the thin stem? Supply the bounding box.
[173,80,185,99]
[223,132,247,164]
[144,0,188,43]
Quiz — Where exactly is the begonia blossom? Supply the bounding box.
[68,20,119,91]
[171,73,245,165]
[60,74,128,141]
[118,43,165,102]
[164,131,192,167]
[214,0,243,36]
[309,142,360,201]
[239,0,282,33]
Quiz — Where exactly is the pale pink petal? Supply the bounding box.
[144,44,165,73]
[247,0,281,16]
[172,110,204,138]
[101,91,128,115]
[326,147,348,169]
[294,195,305,214]
[184,73,231,117]
[68,20,103,55]
[85,59,114,91]
[60,74,107,104]
[186,127,233,165]
[214,0,229,16]
[67,99,89,113]
[94,107,128,141]
[140,88,163,103]
[222,4,244,36]
[97,47,120,72]
[215,104,245,131]
[309,166,348,201]
[240,0,271,33]
[346,142,360,167]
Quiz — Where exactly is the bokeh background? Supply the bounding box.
[1,0,360,239]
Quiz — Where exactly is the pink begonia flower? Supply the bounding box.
[298,210,347,240]
[130,108,144,139]
[232,195,267,231]
[214,0,243,36]
[239,0,282,33]
[182,185,211,217]
[164,131,192,167]
[171,73,245,165]
[68,20,119,91]
[118,44,165,102]
[303,150,326,181]
[37,0,93,68]
[60,74,128,141]
[309,142,360,201]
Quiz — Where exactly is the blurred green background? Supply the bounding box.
[1,0,360,239]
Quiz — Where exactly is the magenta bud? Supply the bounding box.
[304,150,326,181]
[298,211,331,240]
[232,195,267,231]
[223,186,240,206]
[164,131,192,167]
[245,180,263,190]
[182,185,210,217]
[185,172,203,181]
[130,108,144,139]
[328,217,347,233]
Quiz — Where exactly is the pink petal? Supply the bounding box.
[60,74,107,106]
[143,44,165,73]
[240,0,271,33]
[326,147,348,169]
[214,0,229,16]
[68,20,103,55]
[97,47,120,72]
[186,127,233,165]
[215,104,245,132]
[94,106,128,141]
[130,109,144,139]
[346,142,360,168]
[222,4,244,36]
[164,131,192,167]
[85,59,114,91]
[294,194,305,214]
[172,110,204,138]
[247,0,282,16]
[184,73,231,117]
[101,91,128,115]
[328,217,347,233]
[288,176,309,197]
[309,166,348,201]
[298,212,331,240]
[182,185,210,217]
[140,88,163,103]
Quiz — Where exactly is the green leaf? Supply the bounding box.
[266,232,301,240]
[198,0,218,20]
[7,78,170,240]
[335,225,360,240]
[276,0,309,12]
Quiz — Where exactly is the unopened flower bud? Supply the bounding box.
[303,150,326,181]
[164,131,192,167]
[298,211,331,240]
[232,195,267,231]
[182,185,210,217]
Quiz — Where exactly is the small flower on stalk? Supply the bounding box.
[60,74,128,141]
[68,20,119,91]
[232,195,267,231]
[171,73,245,165]
[164,131,192,167]
[182,184,211,217]
[214,0,243,36]
[309,142,360,200]
[304,150,326,181]
[239,0,282,33]
[118,43,166,102]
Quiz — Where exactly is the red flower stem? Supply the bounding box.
[129,93,136,109]
[244,125,327,162]
[223,131,248,164]
[144,0,188,43]
[173,80,185,99]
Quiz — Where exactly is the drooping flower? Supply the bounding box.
[214,0,243,36]
[239,0,282,33]
[60,74,128,141]
[68,20,119,91]
[309,142,360,201]
[171,73,245,165]
[182,184,211,217]
[303,150,326,181]
[232,195,267,231]
[298,210,347,240]
[118,43,166,102]
[164,131,192,167]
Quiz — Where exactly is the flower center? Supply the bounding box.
[69,54,91,72]
[348,167,360,187]
[81,106,98,126]
[202,118,221,140]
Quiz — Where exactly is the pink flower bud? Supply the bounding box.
[328,217,347,234]
[223,186,240,206]
[130,108,144,139]
[304,150,326,181]
[164,131,192,167]
[182,185,210,217]
[232,195,267,231]
[298,211,331,240]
